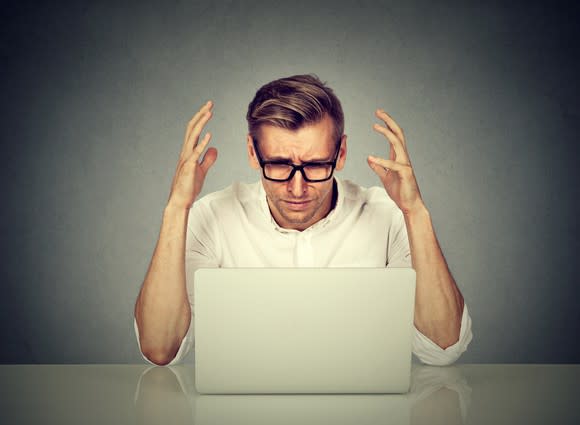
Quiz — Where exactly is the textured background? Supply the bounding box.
[1,0,579,363]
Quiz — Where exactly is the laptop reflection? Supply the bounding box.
[134,365,470,425]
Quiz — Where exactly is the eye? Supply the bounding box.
[267,163,293,170]
[304,163,328,169]
[263,163,294,180]
[303,163,334,180]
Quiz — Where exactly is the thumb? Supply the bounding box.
[367,157,388,179]
[200,147,218,174]
[367,157,393,190]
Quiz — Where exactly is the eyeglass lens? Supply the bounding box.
[264,163,332,181]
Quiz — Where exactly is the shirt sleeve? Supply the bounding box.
[412,304,473,366]
[133,316,194,366]
[134,200,219,366]
[385,208,412,268]
[385,206,473,365]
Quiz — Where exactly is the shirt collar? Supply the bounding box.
[257,177,345,234]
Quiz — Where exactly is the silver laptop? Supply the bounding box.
[193,268,416,394]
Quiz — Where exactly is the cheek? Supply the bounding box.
[315,183,333,199]
[262,180,283,200]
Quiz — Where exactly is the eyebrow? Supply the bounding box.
[266,154,333,163]
[253,138,337,163]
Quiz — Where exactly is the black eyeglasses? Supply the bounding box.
[252,139,341,182]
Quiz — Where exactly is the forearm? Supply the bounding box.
[134,205,192,365]
[404,204,464,349]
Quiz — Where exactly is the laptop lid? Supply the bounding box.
[193,268,416,394]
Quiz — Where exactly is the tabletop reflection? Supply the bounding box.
[134,365,471,425]
[1,364,578,424]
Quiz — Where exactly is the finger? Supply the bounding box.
[183,110,212,155]
[367,155,408,173]
[185,100,212,139]
[189,132,212,162]
[375,109,405,144]
[182,101,213,151]
[389,142,396,161]
[367,157,390,181]
[373,123,410,164]
[199,147,218,174]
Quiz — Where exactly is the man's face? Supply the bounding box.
[246,114,347,231]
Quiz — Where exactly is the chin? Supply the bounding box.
[281,210,316,226]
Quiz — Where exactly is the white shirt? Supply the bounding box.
[135,178,473,366]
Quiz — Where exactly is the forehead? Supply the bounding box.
[257,115,336,160]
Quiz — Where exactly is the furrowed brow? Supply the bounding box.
[266,155,333,163]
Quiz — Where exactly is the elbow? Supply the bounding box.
[134,314,191,366]
[413,333,470,367]
[139,336,180,366]
[419,354,460,367]
[435,334,461,350]
[415,348,462,366]
[141,347,177,366]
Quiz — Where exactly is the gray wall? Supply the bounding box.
[1,0,579,363]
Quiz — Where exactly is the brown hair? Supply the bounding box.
[246,74,344,145]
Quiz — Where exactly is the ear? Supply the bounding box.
[335,134,347,171]
[247,134,260,170]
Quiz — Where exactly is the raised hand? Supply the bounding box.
[367,109,424,215]
[167,101,218,210]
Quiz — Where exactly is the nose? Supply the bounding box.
[287,168,308,197]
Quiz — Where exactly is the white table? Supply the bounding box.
[0,364,578,424]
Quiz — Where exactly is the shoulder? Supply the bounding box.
[191,181,262,216]
[339,179,399,209]
[339,179,407,238]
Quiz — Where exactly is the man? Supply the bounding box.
[134,74,472,366]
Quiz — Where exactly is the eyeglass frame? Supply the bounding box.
[251,138,342,182]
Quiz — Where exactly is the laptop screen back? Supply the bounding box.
[194,268,416,394]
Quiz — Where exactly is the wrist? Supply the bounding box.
[402,202,432,231]
[403,201,429,219]
[163,203,190,221]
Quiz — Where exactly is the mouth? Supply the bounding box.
[283,200,312,211]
